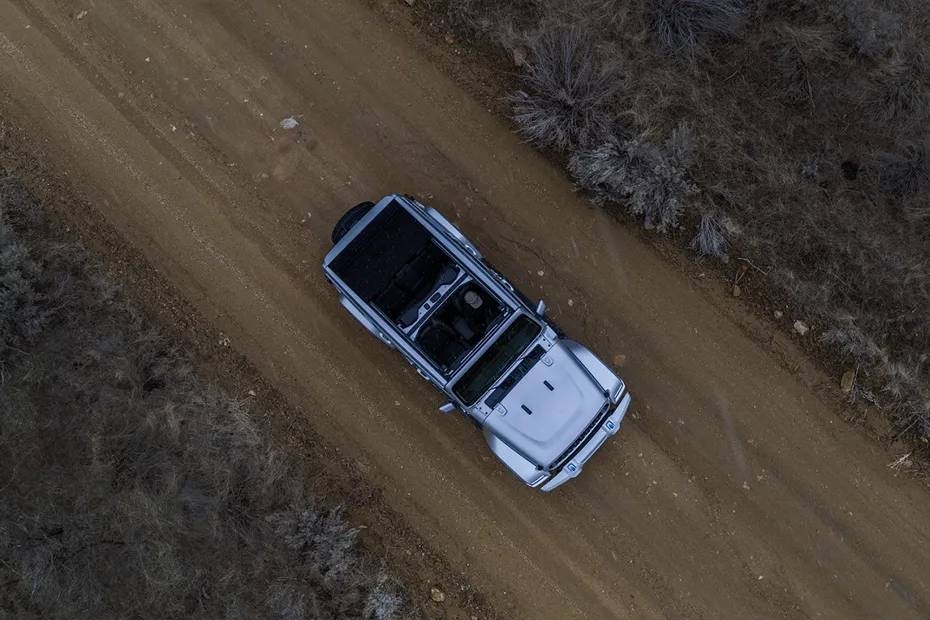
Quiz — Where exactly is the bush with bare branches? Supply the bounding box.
[509,29,625,152]
[649,0,747,57]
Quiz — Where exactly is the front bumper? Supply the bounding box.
[539,392,631,492]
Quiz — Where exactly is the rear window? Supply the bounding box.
[452,315,542,405]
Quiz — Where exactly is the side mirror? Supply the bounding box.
[438,402,456,414]
[535,299,546,316]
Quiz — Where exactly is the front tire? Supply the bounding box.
[332,201,374,244]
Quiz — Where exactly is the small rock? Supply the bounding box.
[773,310,783,319]
[793,320,809,336]
[567,299,574,307]
[430,586,445,603]
[444,32,456,45]
[732,284,741,298]
[404,0,415,5]
[537,270,545,277]
[612,353,627,367]
[75,10,88,20]
[280,117,299,130]
[840,370,856,393]
[512,46,528,67]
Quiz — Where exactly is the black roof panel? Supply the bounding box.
[329,200,433,301]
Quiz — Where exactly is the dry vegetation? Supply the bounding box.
[447,0,930,442]
[0,180,406,619]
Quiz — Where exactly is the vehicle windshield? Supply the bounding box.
[452,315,542,405]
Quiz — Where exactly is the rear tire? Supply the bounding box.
[331,201,374,244]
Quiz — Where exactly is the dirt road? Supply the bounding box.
[1,1,928,617]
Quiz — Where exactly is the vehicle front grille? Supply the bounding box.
[550,400,612,471]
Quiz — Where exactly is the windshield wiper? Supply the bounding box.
[484,345,546,408]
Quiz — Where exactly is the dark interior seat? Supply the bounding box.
[372,284,408,320]
[452,316,476,341]
[373,243,450,324]
[436,264,459,287]
[417,321,468,370]
[446,286,499,344]
[396,263,459,328]
[395,261,425,294]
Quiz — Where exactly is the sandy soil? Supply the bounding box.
[1,1,929,618]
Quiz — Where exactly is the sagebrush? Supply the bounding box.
[448,0,930,439]
[509,28,624,152]
[649,0,747,57]
[0,180,407,619]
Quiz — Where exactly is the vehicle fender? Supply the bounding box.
[562,340,624,402]
[483,430,548,487]
[424,207,483,259]
[340,296,394,349]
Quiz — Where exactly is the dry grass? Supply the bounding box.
[567,126,697,233]
[448,0,930,439]
[509,29,625,152]
[0,180,407,619]
[649,0,747,57]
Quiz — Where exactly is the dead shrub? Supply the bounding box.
[648,0,747,57]
[568,127,697,232]
[510,29,625,152]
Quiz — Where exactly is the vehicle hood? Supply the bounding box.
[482,341,609,468]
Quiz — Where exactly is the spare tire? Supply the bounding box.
[332,201,374,244]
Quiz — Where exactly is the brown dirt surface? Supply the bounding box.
[1,1,929,618]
